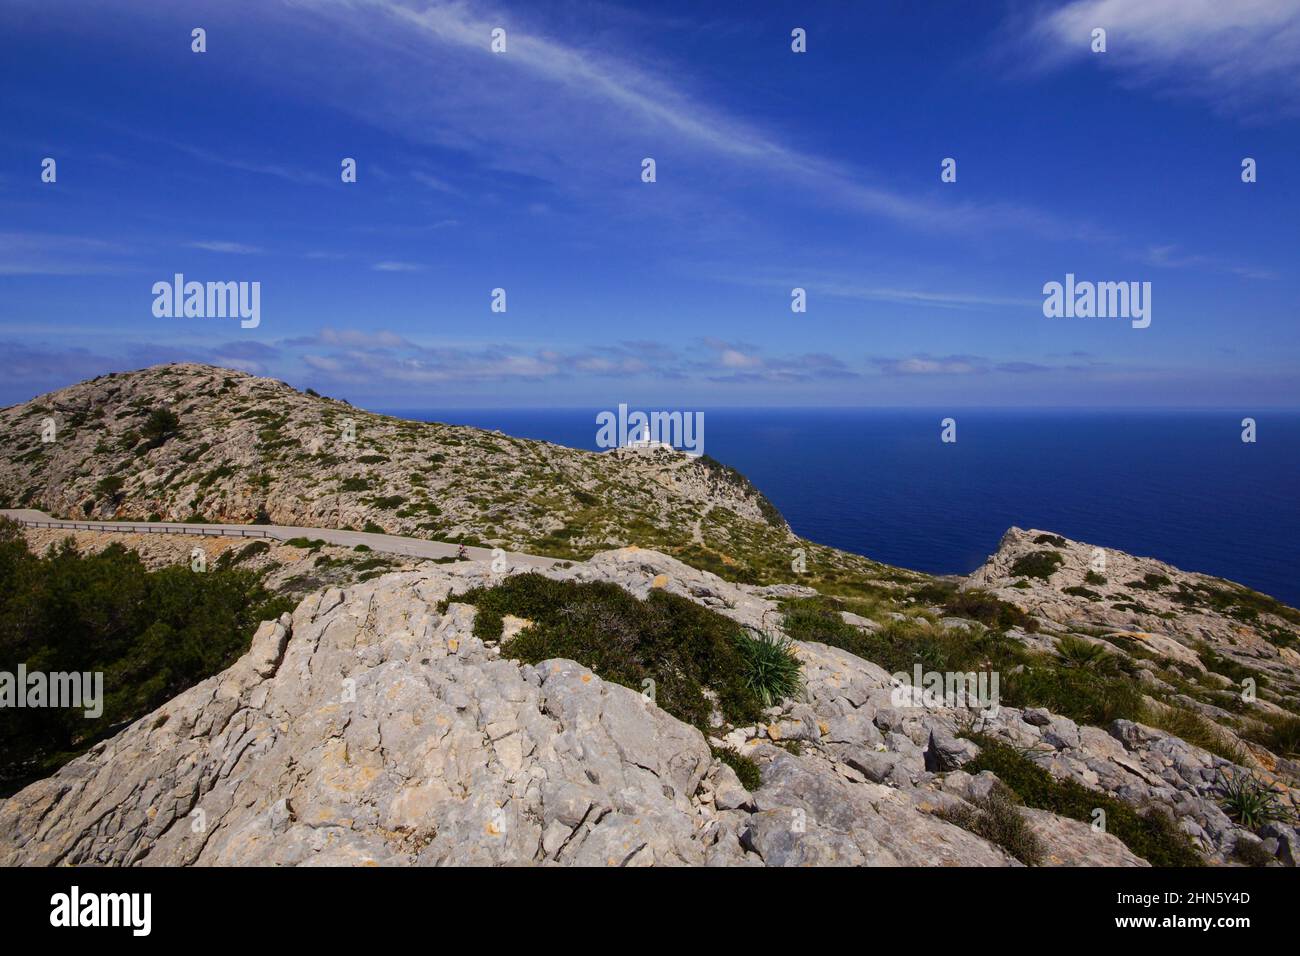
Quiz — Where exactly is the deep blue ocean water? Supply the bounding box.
[385,409,1300,608]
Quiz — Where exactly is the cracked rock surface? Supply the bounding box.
[2,550,1295,866]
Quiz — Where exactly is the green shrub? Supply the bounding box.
[1197,647,1267,690]
[1010,551,1064,581]
[450,574,767,730]
[141,407,180,447]
[1033,534,1067,547]
[283,537,327,550]
[0,522,291,794]
[199,465,235,488]
[1128,573,1172,592]
[1001,663,1143,726]
[942,589,1031,630]
[783,597,1030,683]
[937,785,1044,866]
[1085,571,1108,585]
[339,477,370,492]
[1063,585,1099,599]
[712,745,762,791]
[963,736,1202,866]
[781,598,868,648]
[217,540,271,568]
[94,474,124,499]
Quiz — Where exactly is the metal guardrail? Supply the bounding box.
[17,519,274,539]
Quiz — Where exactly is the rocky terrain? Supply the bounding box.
[1,365,1298,867]
[0,363,901,589]
[965,528,1300,768]
[1,546,1296,866]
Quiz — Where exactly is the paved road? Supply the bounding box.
[0,509,563,571]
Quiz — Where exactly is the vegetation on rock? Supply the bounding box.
[0,517,291,794]
[449,573,800,730]
[963,735,1203,866]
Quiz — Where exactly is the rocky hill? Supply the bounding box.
[1,363,894,587]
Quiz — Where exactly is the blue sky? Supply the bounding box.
[1,0,1297,408]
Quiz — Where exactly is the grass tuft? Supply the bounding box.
[937,785,1044,866]
[735,629,803,707]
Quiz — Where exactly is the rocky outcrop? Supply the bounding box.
[0,363,794,572]
[967,530,1300,686]
[965,527,1300,722]
[8,547,1292,867]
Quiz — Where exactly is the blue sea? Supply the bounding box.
[386,409,1300,608]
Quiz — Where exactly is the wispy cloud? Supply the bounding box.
[371,260,427,272]
[869,353,1067,376]
[0,231,131,275]
[166,139,329,185]
[1141,244,1277,280]
[706,266,1039,311]
[1020,0,1300,117]
[186,240,263,254]
[411,169,459,194]
[280,0,1088,238]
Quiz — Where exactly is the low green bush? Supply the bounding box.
[450,574,773,729]
[783,597,1030,682]
[937,784,1044,866]
[1009,551,1064,581]
[217,540,271,568]
[963,735,1202,866]
[94,474,124,499]
[1054,635,1120,673]
[141,407,180,447]
[942,588,1032,631]
[1001,664,1143,726]
[712,745,762,791]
